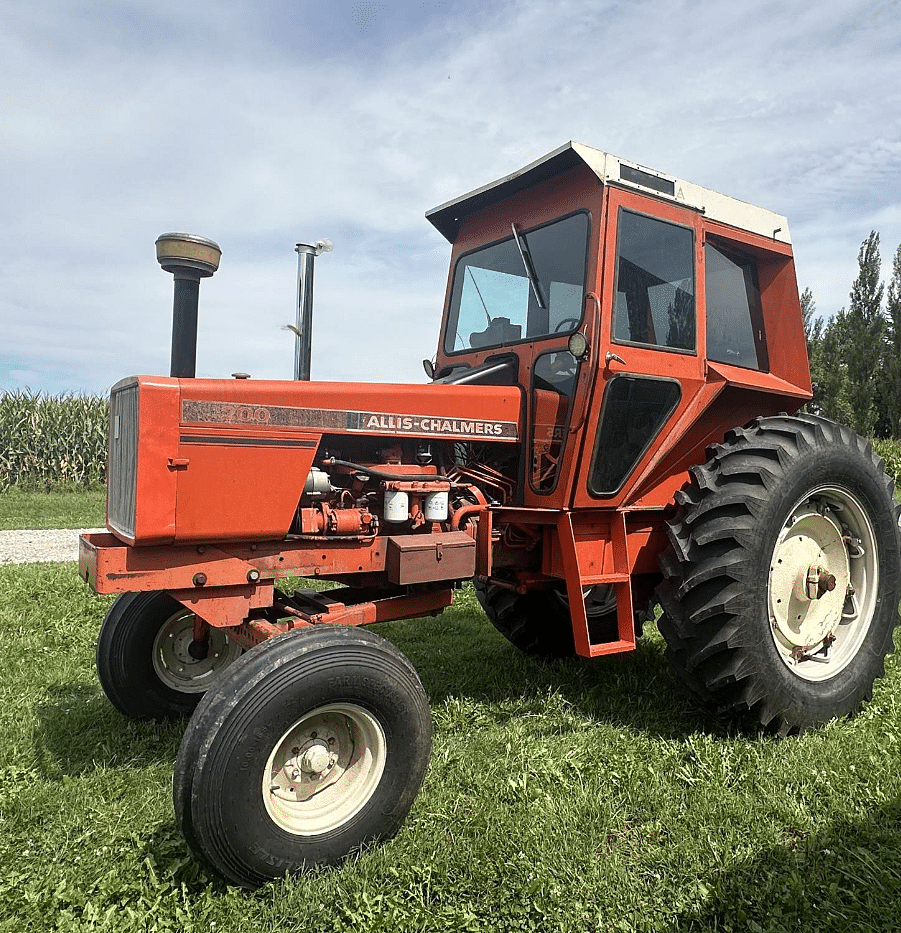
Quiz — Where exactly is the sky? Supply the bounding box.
[1,0,900,395]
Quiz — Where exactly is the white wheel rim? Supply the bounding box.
[263,704,387,836]
[768,485,878,681]
[151,610,242,693]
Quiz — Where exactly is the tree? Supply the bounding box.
[843,232,884,436]
[801,286,816,350]
[665,288,694,350]
[880,242,901,437]
[811,309,852,424]
[802,287,826,412]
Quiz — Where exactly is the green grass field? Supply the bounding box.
[1,557,900,932]
[0,487,105,530]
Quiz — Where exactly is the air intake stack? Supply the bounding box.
[155,232,222,378]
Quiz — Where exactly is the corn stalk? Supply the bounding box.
[0,390,108,491]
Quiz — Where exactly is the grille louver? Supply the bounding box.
[107,382,138,540]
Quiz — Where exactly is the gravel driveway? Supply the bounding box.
[0,528,105,565]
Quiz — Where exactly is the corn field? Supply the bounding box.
[0,390,108,491]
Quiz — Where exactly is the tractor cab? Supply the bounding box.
[427,142,811,511]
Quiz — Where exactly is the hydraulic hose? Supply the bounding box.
[318,458,453,483]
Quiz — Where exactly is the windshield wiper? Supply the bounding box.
[511,223,546,310]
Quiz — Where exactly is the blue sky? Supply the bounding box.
[1,0,900,394]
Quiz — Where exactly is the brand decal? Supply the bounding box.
[353,412,515,438]
[182,400,518,441]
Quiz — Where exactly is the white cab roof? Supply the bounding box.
[426,141,790,246]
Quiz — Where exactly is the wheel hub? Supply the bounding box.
[152,611,242,693]
[805,566,837,600]
[298,741,334,776]
[770,502,849,649]
[768,488,878,681]
[270,721,344,802]
[264,704,387,835]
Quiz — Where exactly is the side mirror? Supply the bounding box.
[422,359,435,379]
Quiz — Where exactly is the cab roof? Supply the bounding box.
[426,141,790,246]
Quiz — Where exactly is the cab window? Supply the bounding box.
[530,349,580,492]
[612,210,695,352]
[444,213,590,355]
[705,241,768,371]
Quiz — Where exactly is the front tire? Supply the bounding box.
[657,414,901,734]
[96,591,242,720]
[173,626,432,888]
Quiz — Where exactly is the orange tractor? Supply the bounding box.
[80,142,901,887]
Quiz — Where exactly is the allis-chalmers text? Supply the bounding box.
[181,400,518,441]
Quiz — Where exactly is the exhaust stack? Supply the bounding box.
[155,233,222,378]
[294,239,332,380]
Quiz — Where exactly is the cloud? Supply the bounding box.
[1,0,900,393]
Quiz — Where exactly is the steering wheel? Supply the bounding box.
[554,318,581,333]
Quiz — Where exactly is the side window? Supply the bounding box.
[705,241,768,371]
[613,210,695,352]
[530,350,580,493]
[589,376,681,495]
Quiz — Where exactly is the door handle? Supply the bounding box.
[605,351,627,368]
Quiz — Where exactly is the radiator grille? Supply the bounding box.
[107,382,138,540]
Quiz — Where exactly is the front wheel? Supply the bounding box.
[657,414,901,734]
[96,591,242,720]
[173,626,432,888]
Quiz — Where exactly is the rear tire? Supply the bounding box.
[96,591,242,720]
[173,626,432,888]
[474,579,617,658]
[657,414,901,734]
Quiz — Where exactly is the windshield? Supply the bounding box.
[444,212,589,355]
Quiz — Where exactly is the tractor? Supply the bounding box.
[79,141,901,888]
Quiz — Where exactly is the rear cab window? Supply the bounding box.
[705,240,768,371]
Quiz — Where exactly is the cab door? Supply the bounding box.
[571,185,706,510]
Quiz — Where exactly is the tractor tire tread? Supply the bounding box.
[656,413,901,734]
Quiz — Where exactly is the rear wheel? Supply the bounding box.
[173,626,432,888]
[657,414,901,734]
[474,579,617,658]
[96,591,242,720]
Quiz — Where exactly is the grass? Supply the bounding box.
[0,487,105,530]
[1,563,900,932]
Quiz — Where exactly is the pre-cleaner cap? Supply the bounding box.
[155,232,222,277]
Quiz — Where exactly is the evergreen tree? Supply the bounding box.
[801,287,826,411]
[812,309,852,423]
[844,232,884,435]
[880,242,901,437]
[801,286,816,350]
